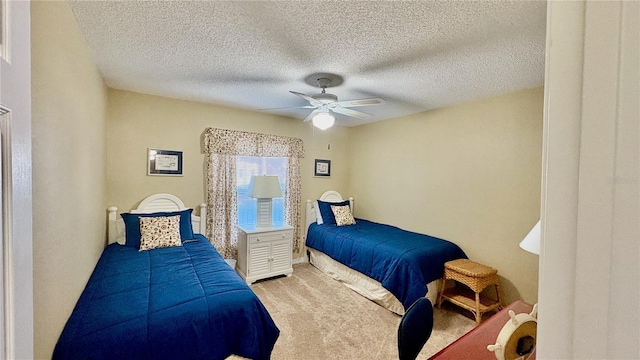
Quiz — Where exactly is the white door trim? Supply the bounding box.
[539,1,639,358]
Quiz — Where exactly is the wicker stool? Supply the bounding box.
[437,259,502,325]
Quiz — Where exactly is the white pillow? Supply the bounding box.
[116,220,126,245]
[315,201,324,225]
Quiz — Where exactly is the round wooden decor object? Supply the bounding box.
[487,304,538,360]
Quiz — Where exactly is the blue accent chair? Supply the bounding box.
[398,297,434,360]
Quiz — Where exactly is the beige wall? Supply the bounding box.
[107,89,351,258]
[31,1,108,358]
[106,87,541,303]
[349,87,543,304]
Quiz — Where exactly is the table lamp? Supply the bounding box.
[519,220,540,255]
[248,175,283,228]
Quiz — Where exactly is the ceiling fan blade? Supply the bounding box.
[258,105,315,112]
[303,110,319,123]
[335,97,386,108]
[331,106,372,119]
[290,91,323,107]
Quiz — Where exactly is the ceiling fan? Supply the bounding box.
[264,75,385,130]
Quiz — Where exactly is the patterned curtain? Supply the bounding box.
[284,156,302,253]
[205,153,238,259]
[203,128,304,258]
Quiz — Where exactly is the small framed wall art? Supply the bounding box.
[314,159,331,177]
[148,148,183,176]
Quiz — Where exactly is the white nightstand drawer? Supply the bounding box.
[248,230,292,244]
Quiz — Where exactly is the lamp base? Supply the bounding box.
[256,198,273,228]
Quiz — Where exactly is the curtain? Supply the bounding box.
[203,128,304,258]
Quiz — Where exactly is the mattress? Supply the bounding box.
[308,248,439,315]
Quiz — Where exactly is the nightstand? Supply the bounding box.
[437,259,502,325]
[237,224,294,285]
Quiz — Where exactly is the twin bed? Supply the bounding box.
[305,191,467,315]
[54,194,279,360]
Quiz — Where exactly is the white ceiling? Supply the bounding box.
[69,1,547,127]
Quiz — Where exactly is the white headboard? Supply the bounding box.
[108,193,207,245]
[305,190,354,229]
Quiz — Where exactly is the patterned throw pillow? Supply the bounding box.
[331,205,356,226]
[139,215,182,251]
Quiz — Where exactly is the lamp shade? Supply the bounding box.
[312,112,335,130]
[248,175,283,198]
[519,220,540,255]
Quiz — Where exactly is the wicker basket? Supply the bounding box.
[444,259,499,293]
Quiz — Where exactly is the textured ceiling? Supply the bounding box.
[69,1,547,127]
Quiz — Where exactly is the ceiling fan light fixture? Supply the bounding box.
[312,112,335,130]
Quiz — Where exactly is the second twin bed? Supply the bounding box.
[305,190,467,315]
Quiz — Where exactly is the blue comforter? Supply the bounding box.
[54,235,279,360]
[306,220,467,310]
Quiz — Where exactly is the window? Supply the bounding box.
[237,156,287,226]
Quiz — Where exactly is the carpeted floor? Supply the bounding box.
[242,263,475,360]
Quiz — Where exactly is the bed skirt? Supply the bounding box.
[308,248,438,316]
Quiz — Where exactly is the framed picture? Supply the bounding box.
[314,159,331,177]
[148,148,183,176]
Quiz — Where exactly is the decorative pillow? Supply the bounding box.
[121,208,194,248]
[317,200,351,225]
[138,215,182,251]
[331,205,356,226]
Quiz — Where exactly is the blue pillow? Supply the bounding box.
[317,200,351,225]
[121,208,194,248]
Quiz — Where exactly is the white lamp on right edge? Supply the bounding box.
[519,220,541,255]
